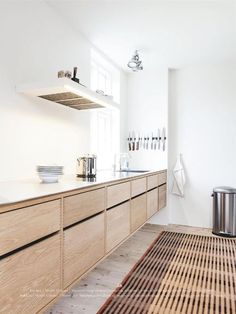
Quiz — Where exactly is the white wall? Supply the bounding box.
[127,69,168,170]
[126,68,169,224]
[168,64,236,228]
[0,2,127,181]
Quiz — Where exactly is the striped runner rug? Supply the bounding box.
[97,231,236,314]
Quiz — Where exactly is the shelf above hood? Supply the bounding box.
[16,78,119,111]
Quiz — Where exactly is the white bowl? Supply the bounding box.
[38,174,60,184]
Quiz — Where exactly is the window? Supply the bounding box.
[90,49,120,170]
[90,49,120,103]
[91,60,112,96]
[90,108,120,170]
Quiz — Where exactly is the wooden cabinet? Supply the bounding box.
[64,213,105,288]
[147,188,158,219]
[158,171,167,186]
[0,169,167,313]
[106,201,130,253]
[147,174,158,191]
[64,188,105,227]
[0,234,60,314]
[131,194,147,232]
[0,200,60,256]
[107,181,130,208]
[159,184,167,210]
[131,177,146,197]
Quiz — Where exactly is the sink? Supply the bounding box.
[117,169,149,173]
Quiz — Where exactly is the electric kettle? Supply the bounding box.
[77,155,97,178]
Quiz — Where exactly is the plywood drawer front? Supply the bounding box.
[131,194,147,232]
[64,188,105,227]
[106,201,130,253]
[147,188,158,219]
[0,234,60,314]
[158,171,167,185]
[159,184,167,210]
[131,177,146,197]
[64,213,105,288]
[107,182,130,208]
[0,199,60,256]
[147,174,158,191]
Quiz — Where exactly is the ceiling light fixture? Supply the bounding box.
[127,50,143,72]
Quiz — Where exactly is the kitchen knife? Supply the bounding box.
[151,132,154,150]
[154,132,157,150]
[136,132,139,150]
[162,127,166,151]
[128,132,132,151]
[158,129,161,150]
[146,134,149,150]
[132,131,136,151]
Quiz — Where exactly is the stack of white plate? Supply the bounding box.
[37,165,63,183]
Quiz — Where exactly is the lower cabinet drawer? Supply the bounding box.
[0,199,61,256]
[131,177,146,197]
[147,174,158,191]
[106,202,130,253]
[159,184,167,210]
[131,194,147,232]
[107,181,130,208]
[158,171,167,185]
[0,234,60,314]
[64,213,105,288]
[64,188,105,227]
[147,188,158,219]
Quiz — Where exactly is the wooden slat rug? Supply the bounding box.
[97,231,236,314]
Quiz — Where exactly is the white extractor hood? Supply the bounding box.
[16,78,119,111]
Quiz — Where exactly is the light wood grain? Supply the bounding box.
[147,174,159,191]
[64,213,105,288]
[158,184,167,210]
[131,194,147,232]
[0,199,60,256]
[46,224,214,314]
[147,188,158,219]
[131,177,146,197]
[63,188,105,227]
[0,234,60,314]
[107,182,130,208]
[106,201,130,253]
[158,171,167,186]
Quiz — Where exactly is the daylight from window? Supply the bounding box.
[90,49,120,170]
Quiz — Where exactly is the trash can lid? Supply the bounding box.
[213,186,236,194]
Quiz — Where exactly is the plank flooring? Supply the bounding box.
[46,224,214,314]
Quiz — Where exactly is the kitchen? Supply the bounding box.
[0,1,235,314]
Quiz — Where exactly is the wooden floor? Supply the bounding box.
[46,224,213,314]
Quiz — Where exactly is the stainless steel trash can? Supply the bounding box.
[212,186,236,237]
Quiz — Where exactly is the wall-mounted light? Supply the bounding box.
[127,50,143,72]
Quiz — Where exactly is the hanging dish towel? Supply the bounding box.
[172,155,186,197]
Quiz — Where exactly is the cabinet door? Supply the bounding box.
[147,174,158,191]
[159,184,167,210]
[131,177,146,197]
[64,213,105,288]
[0,199,60,256]
[147,188,158,219]
[107,181,130,208]
[131,194,147,232]
[64,188,105,227]
[158,171,167,186]
[106,202,130,253]
[0,234,60,314]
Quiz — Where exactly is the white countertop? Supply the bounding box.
[0,170,163,206]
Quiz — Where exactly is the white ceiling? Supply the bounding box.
[47,0,236,71]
